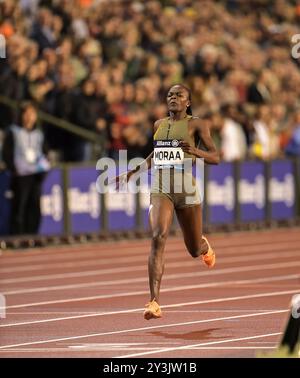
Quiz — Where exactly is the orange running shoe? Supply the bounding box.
[201,236,216,268]
[143,299,162,320]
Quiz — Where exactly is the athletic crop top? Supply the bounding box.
[153,115,196,164]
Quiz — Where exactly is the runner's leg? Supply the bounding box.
[148,195,174,302]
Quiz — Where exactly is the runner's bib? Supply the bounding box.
[153,139,184,166]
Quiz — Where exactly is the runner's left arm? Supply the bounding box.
[180,119,220,165]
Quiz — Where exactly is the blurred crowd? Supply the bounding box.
[1,0,300,162]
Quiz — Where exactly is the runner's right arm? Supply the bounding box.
[127,119,162,177]
[115,119,161,186]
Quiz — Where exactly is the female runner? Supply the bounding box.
[116,84,220,320]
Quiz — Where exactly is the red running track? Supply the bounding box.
[0,228,300,358]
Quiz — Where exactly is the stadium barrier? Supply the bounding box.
[0,95,104,160]
[0,158,299,240]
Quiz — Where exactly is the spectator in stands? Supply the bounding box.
[30,7,57,52]
[1,0,300,162]
[0,56,29,104]
[251,105,280,160]
[73,78,100,160]
[2,101,50,235]
[213,104,247,162]
[285,110,300,156]
[247,70,272,104]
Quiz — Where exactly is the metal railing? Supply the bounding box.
[0,95,103,158]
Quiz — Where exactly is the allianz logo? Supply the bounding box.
[105,192,136,216]
[269,174,294,207]
[41,185,63,221]
[155,140,174,147]
[207,177,234,210]
[68,183,100,218]
[238,175,265,209]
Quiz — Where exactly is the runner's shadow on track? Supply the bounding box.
[149,328,224,341]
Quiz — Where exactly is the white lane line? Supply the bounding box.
[0,238,189,266]
[2,239,298,274]
[0,240,179,269]
[0,342,183,353]
[0,309,286,350]
[0,238,294,275]
[3,262,300,309]
[3,308,286,315]
[0,251,153,274]
[0,242,291,276]
[0,349,163,352]
[2,229,296,258]
[0,288,296,328]
[0,346,278,353]
[162,309,284,313]
[188,346,277,350]
[0,245,146,265]
[2,232,300,267]
[248,341,276,344]
[2,251,300,286]
[3,250,300,295]
[115,332,282,358]
[2,228,296,255]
